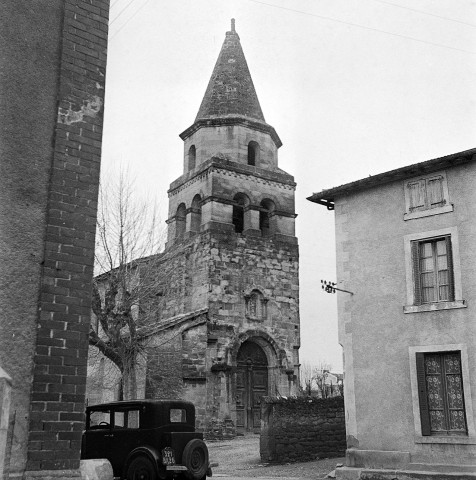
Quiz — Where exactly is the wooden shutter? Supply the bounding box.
[416,353,431,436]
[427,176,444,208]
[408,180,426,211]
[411,241,422,305]
[445,235,455,301]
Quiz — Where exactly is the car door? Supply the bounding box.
[82,408,113,464]
[108,407,143,470]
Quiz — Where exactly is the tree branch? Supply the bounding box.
[89,327,124,371]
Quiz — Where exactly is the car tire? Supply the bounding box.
[126,455,158,480]
[182,439,209,480]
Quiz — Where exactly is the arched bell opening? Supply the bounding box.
[232,193,249,234]
[190,194,202,233]
[175,203,186,239]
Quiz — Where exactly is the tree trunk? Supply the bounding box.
[122,357,137,400]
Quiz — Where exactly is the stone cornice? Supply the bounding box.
[179,116,282,148]
[168,157,295,196]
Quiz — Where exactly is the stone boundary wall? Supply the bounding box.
[260,396,346,463]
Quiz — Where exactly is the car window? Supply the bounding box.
[113,409,140,429]
[89,409,111,429]
[170,408,186,423]
[114,411,125,428]
[128,409,140,428]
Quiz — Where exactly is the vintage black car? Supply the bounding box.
[81,400,211,480]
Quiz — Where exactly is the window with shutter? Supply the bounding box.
[416,351,467,436]
[411,236,455,305]
[403,171,452,220]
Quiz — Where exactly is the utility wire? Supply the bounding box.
[246,0,476,54]
[109,0,152,40]
[110,0,122,9]
[110,0,140,26]
[370,0,476,29]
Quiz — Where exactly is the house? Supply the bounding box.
[308,148,476,478]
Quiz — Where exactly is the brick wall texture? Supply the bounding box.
[260,397,346,463]
[0,0,108,475]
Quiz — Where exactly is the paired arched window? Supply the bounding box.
[175,203,186,239]
[247,141,259,166]
[188,145,196,171]
[232,193,249,234]
[260,199,275,236]
[190,194,202,233]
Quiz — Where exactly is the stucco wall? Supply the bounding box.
[335,159,476,466]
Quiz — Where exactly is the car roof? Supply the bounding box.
[86,399,195,410]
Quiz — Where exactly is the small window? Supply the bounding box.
[416,351,467,436]
[188,145,196,171]
[170,408,187,423]
[404,171,452,220]
[248,141,259,166]
[411,236,454,305]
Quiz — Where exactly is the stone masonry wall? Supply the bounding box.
[208,231,300,375]
[260,396,346,463]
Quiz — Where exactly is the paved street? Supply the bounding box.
[207,434,344,480]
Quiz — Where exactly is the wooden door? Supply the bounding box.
[236,341,268,432]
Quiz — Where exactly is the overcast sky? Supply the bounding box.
[101,0,476,372]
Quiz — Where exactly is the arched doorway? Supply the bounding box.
[236,341,269,432]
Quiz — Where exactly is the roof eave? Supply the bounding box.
[308,148,476,207]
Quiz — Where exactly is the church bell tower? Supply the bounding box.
[160,20,300,435]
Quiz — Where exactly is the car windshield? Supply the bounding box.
[89,409,111,428]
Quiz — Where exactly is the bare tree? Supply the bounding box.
[300,361,315,395]
[88,168,167,400]
[314,360,333,399]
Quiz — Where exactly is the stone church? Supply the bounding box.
[88,20,300,436]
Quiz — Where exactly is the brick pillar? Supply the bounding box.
[25,1,110,474]
[0,0,109,477]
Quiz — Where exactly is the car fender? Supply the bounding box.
[123,445,161,478]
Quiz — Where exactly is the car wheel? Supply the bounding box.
[182,439,209,480]
[126,455,158,480]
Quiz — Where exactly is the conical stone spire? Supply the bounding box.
[195,19,265,123]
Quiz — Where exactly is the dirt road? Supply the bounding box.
[207,434,344,479]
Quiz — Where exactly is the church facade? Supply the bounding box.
[147,21,300,435]
[88,21,301,436]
